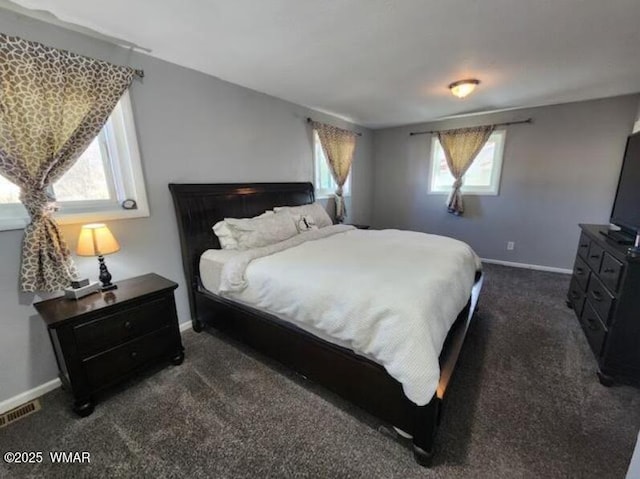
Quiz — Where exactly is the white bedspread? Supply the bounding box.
[217,226,481,406]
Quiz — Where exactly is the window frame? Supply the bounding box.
[0,91,149,231]
[427,129,506,196]
[313,130,351,199]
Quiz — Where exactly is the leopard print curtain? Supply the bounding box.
[0,34,136,292]
[310,121,357,223]
[437,125,494,216]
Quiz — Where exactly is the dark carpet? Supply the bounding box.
[1,264,639,478]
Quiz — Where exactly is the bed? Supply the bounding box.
[169,182,483,466]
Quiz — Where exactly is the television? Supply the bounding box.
[609,131,640,250]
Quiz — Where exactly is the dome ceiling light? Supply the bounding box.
[449,79,480,98]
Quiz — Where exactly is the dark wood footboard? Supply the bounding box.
[169,182,483,466]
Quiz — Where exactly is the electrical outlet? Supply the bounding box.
[507,241,515,251]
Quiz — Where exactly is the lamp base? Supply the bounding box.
[97,255,117,292]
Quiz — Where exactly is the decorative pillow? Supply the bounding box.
[225,212,298,250]
[213,211,273,249]
[273,203,333,229]
[295,214,318,232]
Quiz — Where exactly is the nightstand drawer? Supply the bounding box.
[74,296,171,357]
[83,327,175,390]
[573,256,591,291]
[586,275,615,325]
[600,252,624,293]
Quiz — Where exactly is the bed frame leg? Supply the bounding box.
[412,399,440,467]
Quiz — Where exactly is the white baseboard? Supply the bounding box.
[0,378,61,415]
[179,320,192,332]
[481,258,572,275]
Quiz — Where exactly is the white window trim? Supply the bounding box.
[0,91,149,232]
[313,131,352,199]
[428,129,506,196]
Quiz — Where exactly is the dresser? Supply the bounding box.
[567,225,640,386]
[35,273,184,416]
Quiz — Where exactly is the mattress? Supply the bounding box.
[200,249,242,294]
[200,225,480,405]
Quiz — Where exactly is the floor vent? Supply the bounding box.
[0,399,41,429]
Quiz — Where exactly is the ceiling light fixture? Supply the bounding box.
[448,79,480,98]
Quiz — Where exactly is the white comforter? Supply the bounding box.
[218,226,481,406]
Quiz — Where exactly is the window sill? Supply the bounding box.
[315,193,352,200]
[0,207,150,232]
[428,190,499,196]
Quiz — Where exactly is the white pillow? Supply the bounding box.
[213,211,273,249]
[225,213,298,250]
[274,203,333,229]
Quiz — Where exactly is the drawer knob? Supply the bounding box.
[590,254,600,259]
[571,291,580,299]
[586,318,598,331]
[603,268,615,274]
[591,291,603,302]
[123,321,132,330]
[576,268,584,275]
[130,351,138,360]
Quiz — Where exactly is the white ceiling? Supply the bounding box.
[10,0,640,128]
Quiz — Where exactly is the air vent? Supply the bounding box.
[0,399,41,429]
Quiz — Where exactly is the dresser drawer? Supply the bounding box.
[577,232,591,261]
[568,277,587,317]
[573,256,591,291]
[579,302,607,357]
[599,252,624,293]
[74,296,172,357]
[587,242,605,272]
[83,327,175,390]
[586,275,615,325]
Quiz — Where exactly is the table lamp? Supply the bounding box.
[76,223,120,291]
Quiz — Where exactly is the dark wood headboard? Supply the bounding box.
[168,182,315,319]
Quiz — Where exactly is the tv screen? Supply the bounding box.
[611,132,640,235]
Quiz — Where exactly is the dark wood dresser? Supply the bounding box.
[567,224,640,386]
[35,273,185,416]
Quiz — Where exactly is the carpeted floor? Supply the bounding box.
[1,264,639,478]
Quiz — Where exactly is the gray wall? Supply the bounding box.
[629,432,640,479]
[372,95,639,269]
[0,10,373,404]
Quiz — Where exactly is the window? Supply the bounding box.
[0,91,149,231]
[428,130,506,195]
[313,131,350,198]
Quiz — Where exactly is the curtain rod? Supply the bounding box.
[307,118,362,136]
[409,118,532,136]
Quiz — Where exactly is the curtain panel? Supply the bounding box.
[311,121,357,223]
[437,125,494,216]
[0,33,136,292]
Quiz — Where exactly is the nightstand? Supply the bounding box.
[34,273,184,417]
